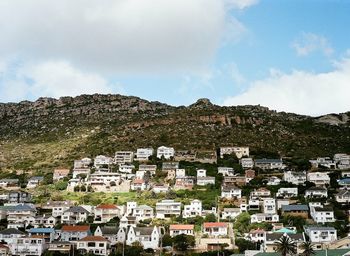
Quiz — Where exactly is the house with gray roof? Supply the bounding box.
[61,206,90,224]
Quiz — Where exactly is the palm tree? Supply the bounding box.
[275,235,297,256]
[300,241,315,256]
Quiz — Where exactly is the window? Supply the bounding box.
[99,243,104,247]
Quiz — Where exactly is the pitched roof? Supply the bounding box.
[96,204,118,210]
[79,236,109,242]
[134,227,155,236]
[65,206,90,214]
[169,224,194,230]
[28,228,55,233]
[282,204,309,211]
[203,222,228,228]
[10,204,36,212]
[100,226,118,235]
[61,225,90,232]
[0,228,25,235]
[266,233,304,242]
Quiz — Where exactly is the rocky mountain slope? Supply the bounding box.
[0,94,349,170]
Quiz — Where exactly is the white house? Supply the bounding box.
[157,146,175,159]
[250,188,271,198]
[307,172,330,186]
[240,158,254,169]
[304,226,337,243]
[221,208,241,220]
[197,169,207,177]
[132,205,154,221]
[283,171,307,185]
[335,190,350,203]
[94,204,122,223]
[26,176,44,189]
[169,224,194,237]
[155,200,182,219]
[255,159,285,170]
[61,206,90,224]
[251,213,279,223]
[136,148,154,161]
[218,167,234,176]
[197,177,215,186]
[119,216,137,229]
[220,147,249,159]
[310,206,335,224]
[266,176,281,186]
[176,169,186,178]
[262,198,276,214]
[152,184,169,194]
[94,226,119,245]
[115,151,134,165]
[221,185,242,199]
[0,228,25,245]
[7,204,37,228]
[119,164,135,174]
[183,200,202,218]
[9,236,47,256]
[276,188,298,198]
[139,165,157,176]
[77,236,111,256]
[202,222,228,237]
[60,225,91,242]
[126,226,160,250]
[94,155,113,168]
[305,187,328,198]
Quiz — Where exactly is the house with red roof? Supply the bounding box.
[77,236,111,256]
[130,178,149,191]
[94,204,123,223]
[169,224,194,237]
[202,222,228,237]
[0,244,10,256]
[60,225,91,242]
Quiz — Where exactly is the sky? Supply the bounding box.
[0,0,349,116]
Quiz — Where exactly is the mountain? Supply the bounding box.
[0,94,349,170]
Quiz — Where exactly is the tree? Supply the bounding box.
[275,235,297,256]
[173,234,195,251]
[204,213,216,223]
[162,234,173,247]
[300,241,315,256]
[233,212,251,234]
[235,238,256,253]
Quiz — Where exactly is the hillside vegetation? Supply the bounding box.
[0,94,350,171]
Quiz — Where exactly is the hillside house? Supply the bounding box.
[183,200,202,218]
[283,171,307,185]
[155,200,181,219]
[53,169,70,181]
[77,236,111,256]
[157,146,175,159]
[136,148,154,161]
[60,225,91,242]
[126,226,160,250]
[169,224,194,237]
[220,146,249,159]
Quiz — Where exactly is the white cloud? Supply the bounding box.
[223,57,350,116]
[292,32,334,57]
[0,0,249,74]
[0,61,122,102]
[225,0,259,9]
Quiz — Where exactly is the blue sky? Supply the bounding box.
[0,0,349,116]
